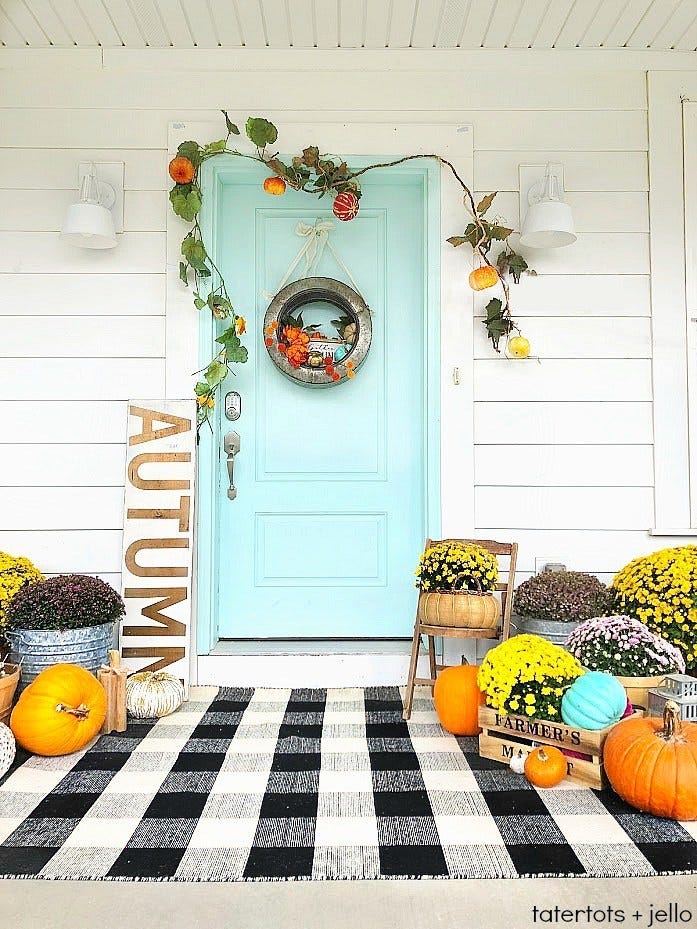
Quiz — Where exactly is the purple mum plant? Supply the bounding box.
[565,614,686,677]
[5,574,125,632]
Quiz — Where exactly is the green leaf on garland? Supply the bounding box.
[476,192,497,215]
[489,224,514,241]
[181,235,208,271]
[227,344,248,364]
[169,185,202,222]
[194,381,210,396]
[194,295,206,310]
[446,236,467,247]
[300,146,320,168]
[268,157,289,177]
[203,139,227,155]
[215,325,240,352]
[484,298,503,321]
[245,117,278,148]
[176,140,202,168]
[222,110,240,136]
[207,293,232,318]
[498,250,530,284]
[179,261,188,285]
[204,360,227,387]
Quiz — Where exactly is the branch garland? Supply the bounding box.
[169,112,534,432]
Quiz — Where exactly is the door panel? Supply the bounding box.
[209,161,434,638]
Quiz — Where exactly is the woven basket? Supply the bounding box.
[0,664,20,726]
[417,590,500,629]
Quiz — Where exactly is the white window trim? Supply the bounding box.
[648,71,697,533]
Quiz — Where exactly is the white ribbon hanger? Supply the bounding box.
[262,219,368,307]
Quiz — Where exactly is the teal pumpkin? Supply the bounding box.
[561,672,627,730]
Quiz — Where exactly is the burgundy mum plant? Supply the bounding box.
[513,570,614,624]
[5,575,125,632]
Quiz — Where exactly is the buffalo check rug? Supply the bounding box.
[0,686,696,881]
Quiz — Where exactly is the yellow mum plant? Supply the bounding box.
[477,634,585,721]
[0,551,43,643]
[611,545,697,669]
[415,542,498,593]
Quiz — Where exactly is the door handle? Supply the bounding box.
[224,431,240,500]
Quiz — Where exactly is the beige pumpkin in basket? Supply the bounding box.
[126,671,184,719]
[0,722,16,778]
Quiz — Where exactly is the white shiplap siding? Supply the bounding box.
[0,56,681,594]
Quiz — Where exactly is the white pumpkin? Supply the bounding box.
[509,748,527,774]
[125,671,184,719]
[0,722,16,778]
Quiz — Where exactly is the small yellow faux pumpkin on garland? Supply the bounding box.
[10,664,106,757]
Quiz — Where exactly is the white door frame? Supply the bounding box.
[166,119,475,683]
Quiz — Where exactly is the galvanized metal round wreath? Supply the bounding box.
[263,277,371,387]
[168,112,534,431]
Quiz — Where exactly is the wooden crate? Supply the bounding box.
[478,705,630,790]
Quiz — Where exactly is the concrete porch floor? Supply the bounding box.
[2,876,696,929]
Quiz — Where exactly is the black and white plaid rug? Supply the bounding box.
[1,686,696,881]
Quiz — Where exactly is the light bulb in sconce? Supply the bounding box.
[61,163,117,249]
[519,163,576,249]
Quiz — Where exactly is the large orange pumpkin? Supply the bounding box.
[11,664,107,756]
[603,701,697,821]
[433,662,484,736]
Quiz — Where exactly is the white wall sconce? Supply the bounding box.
[61,161,124,249]
[518,163,576,249]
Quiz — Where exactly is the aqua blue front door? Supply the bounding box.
[201,160,439,640]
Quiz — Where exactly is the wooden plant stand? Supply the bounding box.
[478,705,637,790]
[402,538,518,720]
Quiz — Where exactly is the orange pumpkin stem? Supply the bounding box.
[56,703,90,720]
[661,701,683,742]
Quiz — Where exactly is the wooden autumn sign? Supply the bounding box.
[120,401,196,693]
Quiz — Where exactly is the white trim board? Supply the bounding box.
[648,72,697,530]
[3,47,697,72]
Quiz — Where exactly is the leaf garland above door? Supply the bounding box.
[168,113,534,432]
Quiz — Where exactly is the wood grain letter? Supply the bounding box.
[120,646,186,673]
[129,405,192,446]
[122,587,187,637]
[128,453,192,490]
[124,538,189,577]
[127,495,190,532]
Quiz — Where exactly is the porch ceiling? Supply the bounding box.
[0,0,696,52]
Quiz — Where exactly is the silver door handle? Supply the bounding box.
[224,431,240,500]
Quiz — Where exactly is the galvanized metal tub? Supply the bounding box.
[7,622,115,690]
[510,614,579,647]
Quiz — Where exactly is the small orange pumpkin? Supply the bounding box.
[433,662,484,736]
[468,265,499,291]
[263,176,287,196]
[168,156,196,185]
[524,745,568,788]
[11,664,107,757]
[603,701,697,821]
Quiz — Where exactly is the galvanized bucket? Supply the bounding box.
[510,614,579,647]
[7,622,115,690]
